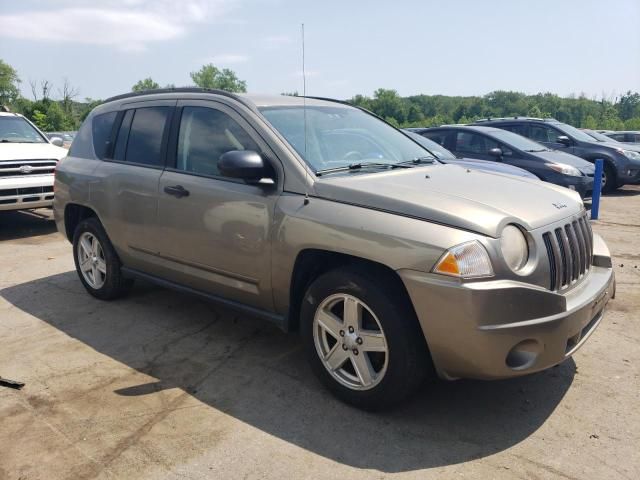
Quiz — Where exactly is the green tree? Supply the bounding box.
[132,77,160,92]
[31,110,48,131]
[190,64,247,92]
[0,59,21,106]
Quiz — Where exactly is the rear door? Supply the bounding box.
[154,99,280,310]
[91,100,175,270]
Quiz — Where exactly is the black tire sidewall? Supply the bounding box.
[602,163,616,193]
[300,267,430,410]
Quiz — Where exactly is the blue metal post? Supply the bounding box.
[591,159,603,220]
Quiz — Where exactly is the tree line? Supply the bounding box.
[2,58,639,132]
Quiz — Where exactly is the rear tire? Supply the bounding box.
[72,217,133,300]
[300,266,433,410]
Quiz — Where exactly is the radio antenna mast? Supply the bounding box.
[302,23,310,205]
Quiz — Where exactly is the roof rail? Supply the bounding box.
[474,116,558,123]
[102,87,245,105]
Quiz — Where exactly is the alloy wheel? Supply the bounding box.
[313,293,388,390]
[77,232,107,289]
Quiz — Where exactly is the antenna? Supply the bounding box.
[302,23,310,205]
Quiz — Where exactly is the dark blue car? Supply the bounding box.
[403,129,538,179]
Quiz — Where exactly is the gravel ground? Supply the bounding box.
[1,187,639,480]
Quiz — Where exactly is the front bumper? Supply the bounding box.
[559,175,594,199]
[0,175,54,211]
[399,233,613,380]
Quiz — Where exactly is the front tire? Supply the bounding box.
[601,163,617,193]
[300,267,433,410]
[72,217,133,300]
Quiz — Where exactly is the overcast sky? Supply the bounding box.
[1,0,639,101]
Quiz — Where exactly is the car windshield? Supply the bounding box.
[259,106,432,172]
[584,130,616,142]
[0,116,47,143]
[404,131,455,160]
[554,122,598,142]
[487,129,549,151]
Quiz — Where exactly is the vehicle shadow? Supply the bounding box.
[0,209,57,241]
[606,187,640,197]
[2,272,576,472]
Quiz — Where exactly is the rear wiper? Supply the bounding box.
[316,162,410,176]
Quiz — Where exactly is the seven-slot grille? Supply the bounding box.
[0,159,57,177]
[542,213,593,292]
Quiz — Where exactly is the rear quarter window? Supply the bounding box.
[92,111,117,159]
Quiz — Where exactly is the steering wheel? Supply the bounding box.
[342,151,364,161]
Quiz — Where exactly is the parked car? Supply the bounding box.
[46,131,76,149]
[403,129,538,179]
[582,129,621,143]
[0,112,67,211]
[470,117,640,192]
[54,89,613,410]
[603,131,640,144]
[416,125,594,198]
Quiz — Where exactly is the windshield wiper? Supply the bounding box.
[524,149,547,152]
[395,156,438,166]
[316,162,410,176]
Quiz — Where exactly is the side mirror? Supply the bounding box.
[50,137,64,147]
[488,147,503,158]
[218,150,272,184]
[557,135,571,146]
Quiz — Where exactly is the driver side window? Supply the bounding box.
[455,132,499,155]
[176,106,260,177]
[529,125,561,143]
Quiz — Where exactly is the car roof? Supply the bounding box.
[428,125,509,134]
[473,117,560,124]
[101,87,349,110]
[0,112,25,118]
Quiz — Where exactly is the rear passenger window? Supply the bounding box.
[113,110,133,161]
[122,107,170,166]
[175,106,260,177]
[92,111,117,159]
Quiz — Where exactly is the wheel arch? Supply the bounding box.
[63,203,99,242]
[286,249,416,333]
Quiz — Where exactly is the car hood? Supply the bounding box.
[445,158,538,179]
[534,150,594,174]
[602,141,640,153]
[314,164,583,238]
[0,142,67,161]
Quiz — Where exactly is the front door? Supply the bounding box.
[155,100,279,310]
[528,124,575,153]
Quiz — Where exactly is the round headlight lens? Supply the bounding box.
[501,225,529,272]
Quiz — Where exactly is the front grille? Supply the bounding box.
[542,213,593,291]
[0,159,57,177]
[0,186,54,197]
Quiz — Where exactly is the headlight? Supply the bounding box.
[500,225,529,272]
[433,240,493,278]
[546,163,582,176]
[618,149,640,161]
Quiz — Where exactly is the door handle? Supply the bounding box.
[164,185,190,198]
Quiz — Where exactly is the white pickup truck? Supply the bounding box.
[0,112,68,211]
